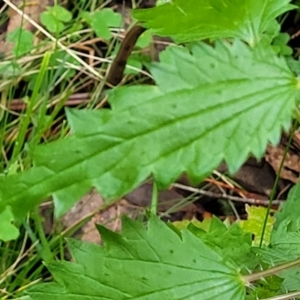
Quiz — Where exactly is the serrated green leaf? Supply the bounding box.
[256,219,300,265]
[0,40,297,222]
[273,33,293,56]
[275,184,300,230]
[173,217,211,231]
[246,276,283,299]
[240,205,275,246]
[133,0,295,45]
[280,267,300,292]
[27,216,245,299]
[259,209,300,293]
[189,218,254,269]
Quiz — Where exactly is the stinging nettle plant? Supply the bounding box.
[2,0,300,299]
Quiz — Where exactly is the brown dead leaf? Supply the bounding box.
[61,189,142,244]
[265,144,300,183]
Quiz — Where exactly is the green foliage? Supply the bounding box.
[0,61,22,78]
[90,9,122,39]
[246,276,284,299]
[188,217,256,271]
[3,0,300,298]
[240,205,275,246]
[25,188,300,299]
[27,216,245,300]
[41,5,72,33]
[272,33,293,56]
[249,186,300,294]
[80,8,123,40]
[133,0,294,45]
[0,40,297,225]
[25,186,300,299]
[0,207,19,241]
[27,52,79,90]
[274,184,300,231]
[7,28,34,57]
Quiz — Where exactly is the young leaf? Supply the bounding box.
[255,219,300,265]
[280,267,300,292]
[90,9,122,40]
[274,183,300,230]
[7,28,34,57]
[40,5,72,34]
[0,206,19,241]
[27,216,245,299]
[0,41,297,225]
[257,218,300,293]
[189,217,255,270]
[239,205,275,246]
[133,0,294,45]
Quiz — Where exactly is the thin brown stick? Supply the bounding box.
[7,93,91,111]
[172,183,284,206]
[107,25,146,85]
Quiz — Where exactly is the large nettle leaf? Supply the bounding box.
[0,40,298,226]
[27,216,245,299]
[133,0,294,44]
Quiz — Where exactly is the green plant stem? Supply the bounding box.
[244,257,300,283]
[151,181,158,214]
[259,121,298,247]
[32,207,54,263]
[262,290,300,300]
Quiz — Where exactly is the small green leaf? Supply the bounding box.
[136,29,152,48]
[0,206,19,241]
[90,9,122,39]
[275,184,300,230]
[280,267,300,291]
[27,216,245,299]
[256,219,300,265]
[0,61,22,78]
[49,5,72,22]
[40,12,65,33]
[174,217,211,231]
[240,205,275,246]
[90,16,111,39]
[40,5,72,33]
[189,218,254,269]
[80,11,93,23]
[124,55,143,75]
[7,28,34,57]
[273,33,293,56]
[246,276,283,299]
[97,8,122,27]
